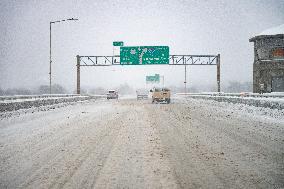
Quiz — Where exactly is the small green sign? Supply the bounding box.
[120,46,169,65]
[113,41,124,46]
[146,74,160,83]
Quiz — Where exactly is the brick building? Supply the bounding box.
[249,24,284,93]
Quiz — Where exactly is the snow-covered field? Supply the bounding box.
[0,98,283,188]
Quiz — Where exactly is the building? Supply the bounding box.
[249,24,284,93]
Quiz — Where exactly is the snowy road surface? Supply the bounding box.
[0,98,283,188]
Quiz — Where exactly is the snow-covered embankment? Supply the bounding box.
[181,94,284,110]
[0,95,106,112]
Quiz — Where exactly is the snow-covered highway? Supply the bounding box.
[0,98,283,189]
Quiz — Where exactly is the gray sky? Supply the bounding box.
[0,0,284,91]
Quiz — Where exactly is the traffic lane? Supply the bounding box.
[147,99,284,189]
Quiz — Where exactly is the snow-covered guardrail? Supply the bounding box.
[176,92,284,110]
[0,94,80,101]
[176,92,284,98]
[0,95,106,112]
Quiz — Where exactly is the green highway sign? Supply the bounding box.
[120,46,169,65]
[146,74,160,83]
[113,41,124,46]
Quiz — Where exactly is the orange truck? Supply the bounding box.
[150,87,171,104]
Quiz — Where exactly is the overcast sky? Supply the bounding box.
[0,0,283,91]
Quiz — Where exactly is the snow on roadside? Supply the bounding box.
[0,96,106,113]
[1,96,84,104]
[0,100,76,120]
[0,98,107,120]
[182,95,284,110]
[175,97,284,124]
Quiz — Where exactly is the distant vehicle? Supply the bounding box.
[136,89,148,100]
[150,87,171,104]
[107,90,118,99]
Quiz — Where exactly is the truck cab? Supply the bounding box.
[150,87,171,104]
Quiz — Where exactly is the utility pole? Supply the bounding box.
[49,18,78,94]
[160,75,165,88]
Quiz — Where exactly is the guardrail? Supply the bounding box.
[176,92,284,98]
[176,92,284,110]
[0,94,106,112]
[0,94,80,101]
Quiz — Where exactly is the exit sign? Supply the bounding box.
[146,74,160,83]
[120,46,169,65]
[113,41,124,46]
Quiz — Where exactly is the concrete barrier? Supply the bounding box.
[0,95,106,112]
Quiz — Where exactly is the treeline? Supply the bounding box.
[0,81,253,96]
[0,83,135,96]
[169,81,253,93]
[81,83,135,95]
[0,84,67,96]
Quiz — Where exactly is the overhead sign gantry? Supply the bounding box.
[76,46,220,94]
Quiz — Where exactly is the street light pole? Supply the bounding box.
[161,75,165,88]
[49,22,52,94]
[49,18,78,94]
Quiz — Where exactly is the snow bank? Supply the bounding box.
[176,92,284,98]
[0,95,106,112]
[184,95,284,110]
[0,94,79,102]
[176,97,284,123]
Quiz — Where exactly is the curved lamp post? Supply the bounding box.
[49,18,78,94]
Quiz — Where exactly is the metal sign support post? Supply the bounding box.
[184,64,187,94]
[161,75,165,88]
[217,54,221,92]
[76,55,81,95]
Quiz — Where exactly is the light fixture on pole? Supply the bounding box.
[49,18,78,94]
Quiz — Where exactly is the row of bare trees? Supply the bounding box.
[0,81,253,96]
[0,84,67,96]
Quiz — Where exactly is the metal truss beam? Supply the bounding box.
[78,55,218,66]
[76,54,221,95]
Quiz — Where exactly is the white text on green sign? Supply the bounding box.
[120,46,169,65]
[113,41,124,46]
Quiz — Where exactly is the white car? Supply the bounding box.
[136,89,148,100]
[107,90,118,99]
